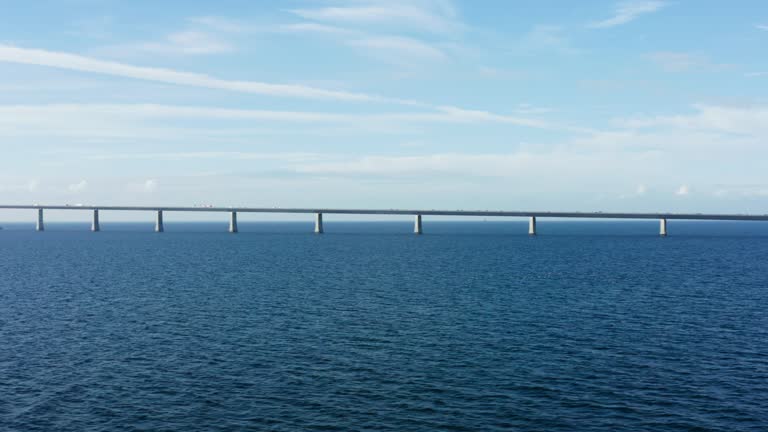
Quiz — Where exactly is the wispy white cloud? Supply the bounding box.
[278,22,447,65]
[347,36,447,62]
[0,44,404,103]
[589,1,665,28]
[0,104,559,130]
[0,80,108,93]
[647,52,696,71]
[617,104,768,135]
[514,103,553,115]
[745,72,767,77]
[478,66,527,79]
[89,152,322,162]
[515,25,578,55]
[756,24,768,31]
[433,106,555,128]
[647,51,733,72]
[288,0,462,34]
[188,16,252,33]
[273,2,463,68]
[128,31,234,55]
[278,22,358,36]
[99,16,247,56]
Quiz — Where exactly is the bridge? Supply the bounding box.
[1,204,768,236]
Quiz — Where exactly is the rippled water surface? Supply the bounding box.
[1,221,767,431]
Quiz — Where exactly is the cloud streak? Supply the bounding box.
[288,1,461,34]
[278,22,447,65]
[88,152,322,162]
[125,31,234,55]
[646,51,733,72]
[617,104,768,135]
[515,26,578,55]
[347,36,447,62]
[278,22,358,36]
[589,1,665,28]
[0,44,404,103]
[188,16,252,33]
[0,104,558,130]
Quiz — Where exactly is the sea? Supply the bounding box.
[1,221,767,431]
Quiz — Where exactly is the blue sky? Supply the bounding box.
[1,0,767,220]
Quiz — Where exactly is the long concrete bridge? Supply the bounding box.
[1,205,767,236]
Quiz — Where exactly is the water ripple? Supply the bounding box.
[1,223,767,431]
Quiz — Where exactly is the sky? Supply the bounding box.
[1,0,767,221]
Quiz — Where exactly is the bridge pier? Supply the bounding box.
[660,218,667,237]
[92,209,100,232]
[155,210,164,233]
[36,208,44,232]
[414,214,423,235]
[314,213,323,234]
[229,211,238,233]
[529,216,537,236]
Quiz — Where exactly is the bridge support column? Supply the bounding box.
[414,214,423,235]
[229,211,238,233]
[155,210,164,233]
[660,218,667,237]
[529,216,537,236]
[92,209,100,232]
[314,213,323,234]
[36,208,44,232]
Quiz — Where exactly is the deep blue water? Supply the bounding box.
[1,221,767,431]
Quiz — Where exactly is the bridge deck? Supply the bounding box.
[1,205,767,221]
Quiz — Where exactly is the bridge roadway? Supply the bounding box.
[2,205,768,220]
[2,204,767,235]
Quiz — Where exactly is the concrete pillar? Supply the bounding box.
[155,210,164,233]
[91,209,100,232]
[36,208,44,232]
[229,211,238,233]
[314,213,324,234]
[414,214,423,235]
[660,218,667,237]
[529,216,537,236]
